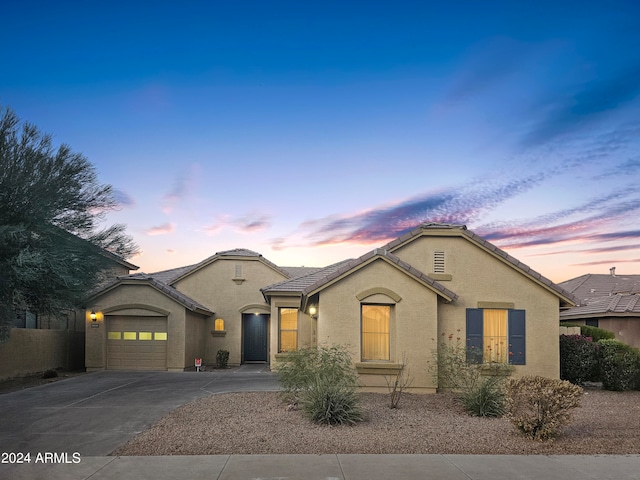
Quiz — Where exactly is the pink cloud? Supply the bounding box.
[146,223,175,236]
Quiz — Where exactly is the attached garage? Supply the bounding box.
[107,316,168,370]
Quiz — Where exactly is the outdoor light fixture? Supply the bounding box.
[90,310,97,322]
[309,305,318,319]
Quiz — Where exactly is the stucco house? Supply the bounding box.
[86,223,576,392]
[559,268,640,349]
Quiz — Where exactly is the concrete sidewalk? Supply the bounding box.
[3,454,640,480]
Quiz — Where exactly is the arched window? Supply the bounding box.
[214,318,225,331]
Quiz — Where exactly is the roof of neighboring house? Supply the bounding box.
[559,272,640,319]
[383,223,577,306]
[560,293,640,318]
[559,273,640,304]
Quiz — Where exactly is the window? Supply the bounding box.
[279,308,298,352]
[123,332,137,340]
[466,308,525,365]
[361,305,390,361]
[108,332,121,340]
[214,318,225,331]
[139,332,152,340]
[154,332,167,341]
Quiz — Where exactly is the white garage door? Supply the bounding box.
[107,316,168,370]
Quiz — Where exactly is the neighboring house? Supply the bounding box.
[559,268,640,349]
[86,223,576,392]
[0,246,138,381]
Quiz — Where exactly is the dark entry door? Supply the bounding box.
[242,314,269,362]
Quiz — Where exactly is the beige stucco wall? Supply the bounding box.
[315,258,440,393]
[173,257,288,365]
[393,234,563,380]
[184,310,206,368]
[567,318,640,349]
[0,329,85,380]
[86,283,191,371]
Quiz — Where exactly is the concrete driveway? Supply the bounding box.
[0,365,279,456]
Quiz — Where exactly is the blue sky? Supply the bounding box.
[2,0,639,282]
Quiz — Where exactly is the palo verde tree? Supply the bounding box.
[0,106,138,339]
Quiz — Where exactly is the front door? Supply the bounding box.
[242,314,269,362]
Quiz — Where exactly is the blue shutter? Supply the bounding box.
[466,309,483,364]
[508,310,526,365]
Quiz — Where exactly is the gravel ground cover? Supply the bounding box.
[114,388,640,456]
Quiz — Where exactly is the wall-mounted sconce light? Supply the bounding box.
[308,305,318,319]
[90,310,97,322]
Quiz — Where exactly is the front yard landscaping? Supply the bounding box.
[113,387,640,456]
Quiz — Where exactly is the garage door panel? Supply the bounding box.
[107,315,168,370]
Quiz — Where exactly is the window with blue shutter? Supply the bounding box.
[466,308,526,365]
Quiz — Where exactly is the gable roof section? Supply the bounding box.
[262,259,354,297]
[90,274,213,315]
[294,249,458,303]
[383,223,577,307]
[166,248,291,285]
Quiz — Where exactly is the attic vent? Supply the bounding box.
[433,251,445,273]
[235,264,243,278]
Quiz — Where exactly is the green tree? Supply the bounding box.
[0,106,138,339]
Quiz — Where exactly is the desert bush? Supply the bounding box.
[504,375,583,441]
[559,335,600,384]
[216,349,229,369]
[42,369,58,379]
[434,333,513,417]
[301,373,365,425]
[277,345,364,425]
[598,340,640,391]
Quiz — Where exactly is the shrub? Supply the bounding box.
[277,345,364,425]
[504,375,583,441]
[580,325,615,342]
[559,335,600,384]
[215,349,229,369]
[434,334,513,417]
[598,340,640,391]
[460,371,506,417]
[42,369,58,379]
[301,373,364,425]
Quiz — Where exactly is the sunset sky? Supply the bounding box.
[2,1,639,283]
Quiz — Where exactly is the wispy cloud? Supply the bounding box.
[274,174,545,249]
[520,65,640,148]
[571,258,640,267]
[205,212,272,235]
[146,223,175,236]
[162,164,200,214]
[113,189,135,208]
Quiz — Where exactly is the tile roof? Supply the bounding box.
[91,274,214,315]
[262,260,354,294]
[383,223,577,306]
[263,248,458,303]
[164,248,292,284]
[559,272,640,318]
[301,249,458,302]
[559,273,640,304]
